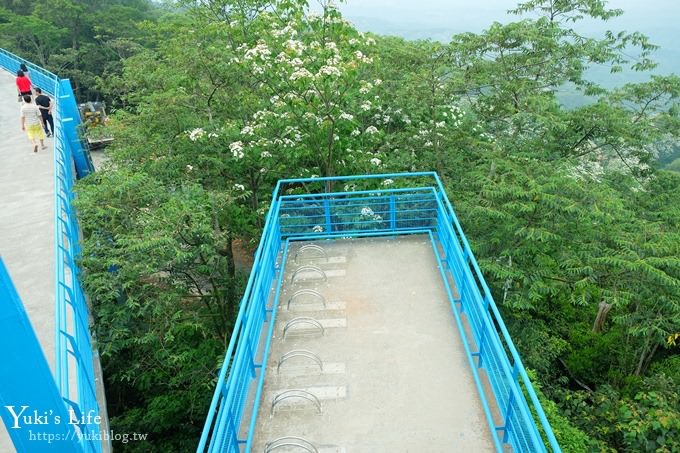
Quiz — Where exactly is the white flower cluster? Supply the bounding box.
[361,207,374,217]
[286,39,305,55]
[317,65,342,77]
[244,42,271,61]
[312,225,324,233]
[339,112,354,121]
[290,68,313,81]
[272,25,297,38]
[365,126,379,135]
[233,183,245,191]
[229,141,244,159]
[370,157,381,166]
[353,50,373,64]
[382,179,394,186]
[360,206,383,222]
[188,128,205,142]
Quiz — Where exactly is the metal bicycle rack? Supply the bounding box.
[270,389,322,415]
[294,244,329,263]
[282,317,325,339]
[264,436,319,453]
[277,350,324,374]
[287,288,327,310]
[290,265,328,284]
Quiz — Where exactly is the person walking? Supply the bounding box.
[20,95,47,153]
[34,88,54,137]
[15,69,32,102]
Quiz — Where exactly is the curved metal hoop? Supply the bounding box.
[277,350,323,373]
[295,244,329,263]
[282,317,325,339]
[287,289,327,310]
[270,389,322,415]
[264,436,319,453]
[290,265,327,283]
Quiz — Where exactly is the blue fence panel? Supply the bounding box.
[0,258,83,453]
[0,49,102,452]
[200,172,561,452]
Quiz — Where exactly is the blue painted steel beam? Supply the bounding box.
[0,258,82,453]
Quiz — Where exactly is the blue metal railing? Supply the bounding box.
[199,172,561,452]
[0,49,101,452]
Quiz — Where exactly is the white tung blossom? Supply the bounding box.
[353,50,372,64]
[370,157,382,166]
[360,101,372,111]
[351,129,361,136]
[290,68,313,81]
[365,126,379,135]
[317,65,342,77]
[188,128,205,142]
[435,121,446,128]
[229,141,245,159]
[233,184,245,191]
[361,207,374,217]
[241,125,254,136]
[261,151,272,158]
[326,54,342,66]
[186,165,194,171]
[382,179,394,186]
[286,39,305,55]
[339,112,354,121]
[312,225,324,233]
[244,42,271,60]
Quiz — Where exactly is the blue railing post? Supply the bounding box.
[389,195,397,230]
[323,198,332,233]
[57,79,93,178]
[0,258,82,453]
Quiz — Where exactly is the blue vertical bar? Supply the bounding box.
[0,258,82,453]
[389,195,396,230]
[323,199,332,233]
[58,79,93,178]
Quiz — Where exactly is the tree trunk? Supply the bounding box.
[592,300,612,333]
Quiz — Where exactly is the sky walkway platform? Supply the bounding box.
[0,69,56,453]
[200,173,561,452]
[0,52,105,453]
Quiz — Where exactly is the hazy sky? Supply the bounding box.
[322,0,679,78]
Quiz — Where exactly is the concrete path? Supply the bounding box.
[0,69,56,452]
[252,236,494,452]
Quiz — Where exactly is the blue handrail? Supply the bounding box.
[199,172,561,452]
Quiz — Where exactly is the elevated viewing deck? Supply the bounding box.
[200,173,561,452]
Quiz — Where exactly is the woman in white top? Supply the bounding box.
[20,95,47,153]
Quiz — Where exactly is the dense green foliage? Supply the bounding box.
[0,0,164,98]
[13,0,676,450]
